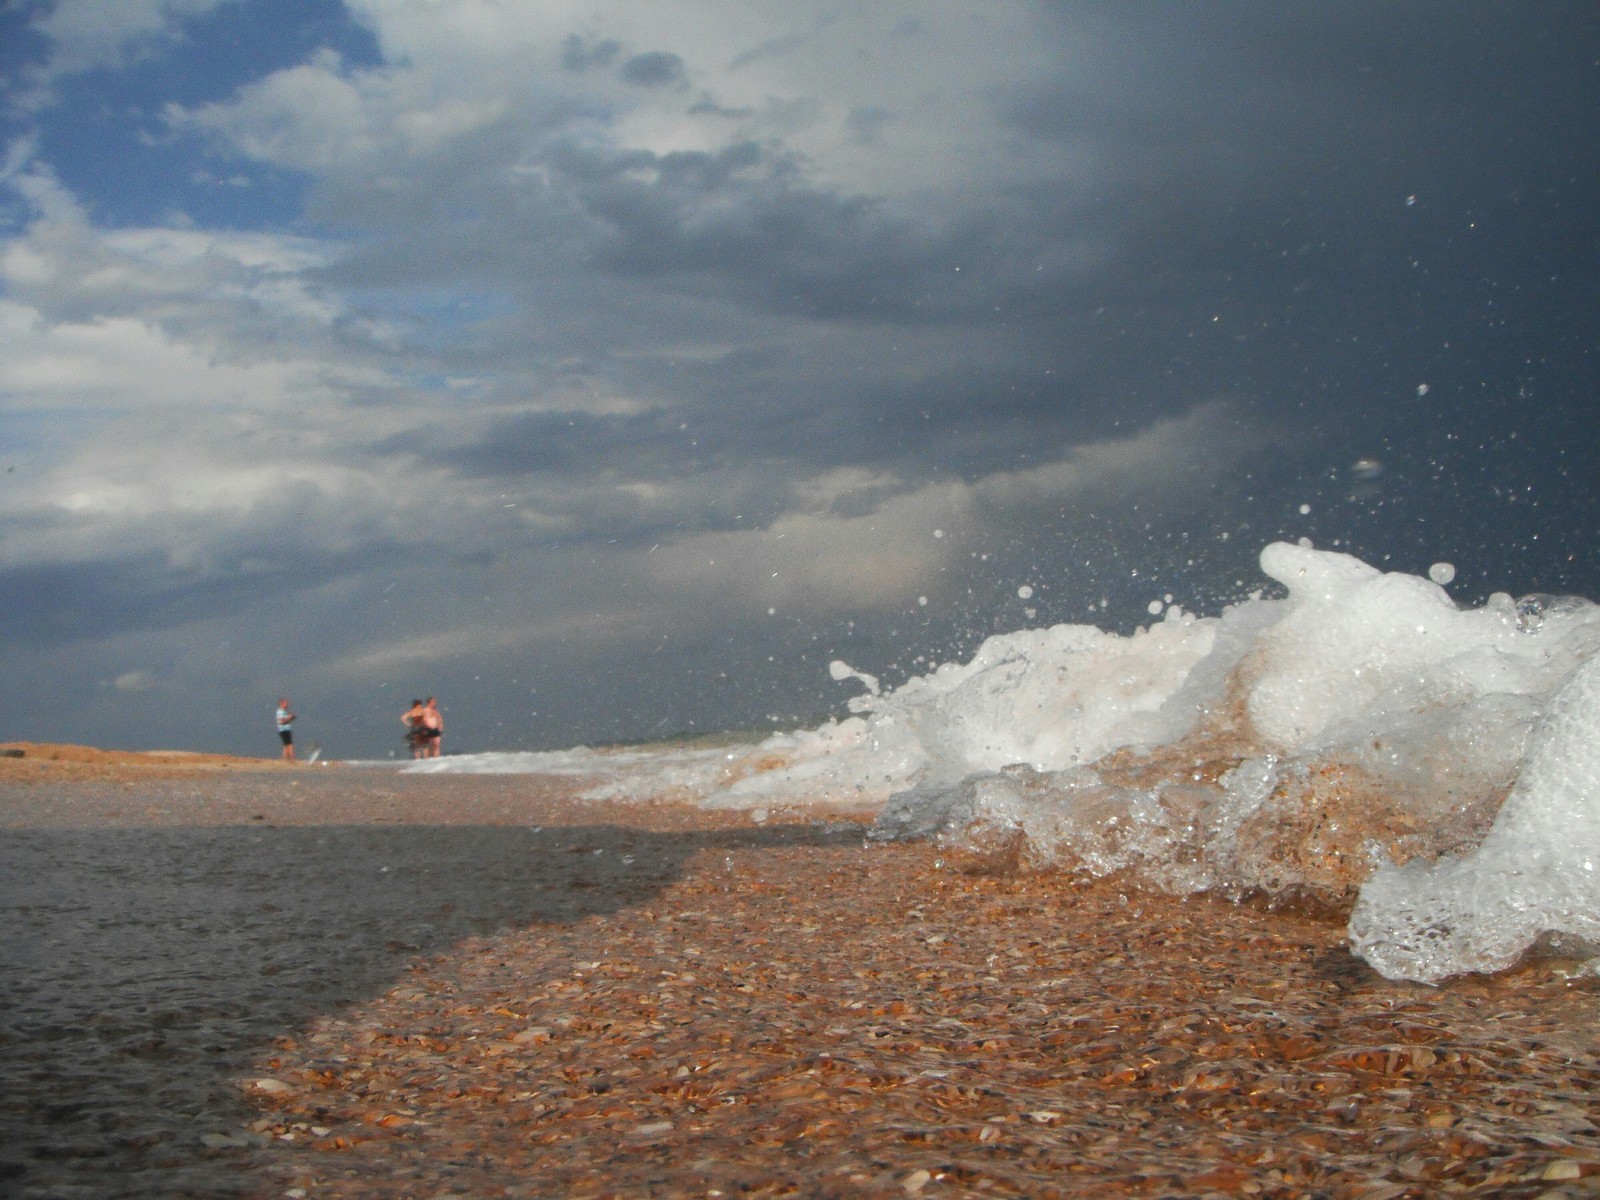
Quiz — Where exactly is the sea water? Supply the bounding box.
[413,542,1600,983]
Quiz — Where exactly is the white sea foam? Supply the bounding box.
[413,542,1600,982]
[1347,650,1600,982]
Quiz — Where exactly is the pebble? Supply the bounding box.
[1540,1159,1583,1181]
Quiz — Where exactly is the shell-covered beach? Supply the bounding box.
[2,750,1598,1198]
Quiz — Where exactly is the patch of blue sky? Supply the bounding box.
[0,8,50,187]
[347,286,519,348]
[38,107,309,231]
[24,0,379,231]
[2,404,104,467]
[0,3,49,82]
[170,0,381,103]
[392,370,493,398]
[0,178,32,238]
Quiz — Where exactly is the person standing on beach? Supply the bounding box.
[419,696,443,758]
[401,698,426,758]
[275,698,296,762]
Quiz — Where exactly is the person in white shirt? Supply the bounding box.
[275,698,296,762]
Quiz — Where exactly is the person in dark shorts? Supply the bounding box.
[275,698,296,762]
[418,696,443,758]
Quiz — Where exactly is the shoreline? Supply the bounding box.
[0,749,828,832]
[0,741,302,783]
[3,760,1598,1197]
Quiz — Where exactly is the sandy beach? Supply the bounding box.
[3,748,1598,1199]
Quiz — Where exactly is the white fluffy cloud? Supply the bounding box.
[1,166,339,322]
[171,1,1098,201]
[26,0,230,83]
[111,669,156,692]
[172,51,512,175]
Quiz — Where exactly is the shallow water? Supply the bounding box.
[0,807,847,1198]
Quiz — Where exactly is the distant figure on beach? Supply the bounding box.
[419,696,443,758]
[401,698,426,759]
[275,698,295,762]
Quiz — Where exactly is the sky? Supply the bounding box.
[1,0,1597,760]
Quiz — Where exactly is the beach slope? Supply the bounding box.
[2,755,1597,1198]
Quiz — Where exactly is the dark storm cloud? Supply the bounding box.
[1005,4,1600,275]
[312,135,953,334]
[559,34,620,72]
[973,2,1600,463]
[619,50,685,89]
[548,139,953,320]
[0,485,420,650]
[317,122,1023,330]
[428,405,799,543]
[443,4,1599,481]
[442,407,705,478]
[430,332,1150,505]
[0,549,351,643]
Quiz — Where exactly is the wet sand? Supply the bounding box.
[2,754,1598,1198]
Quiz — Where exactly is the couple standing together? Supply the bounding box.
[403,696,443,758]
